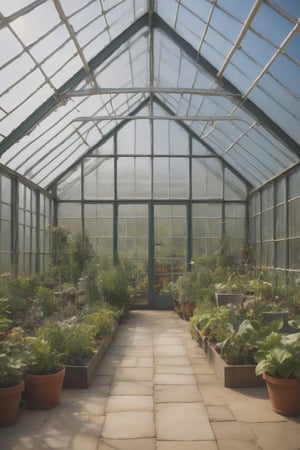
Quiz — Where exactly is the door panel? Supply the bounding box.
[118,204,148,306]
[153,204,187,308]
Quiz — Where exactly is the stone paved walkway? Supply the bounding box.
[1,310,300,449]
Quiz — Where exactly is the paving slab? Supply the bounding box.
[212,421,257,441]
[105,395,153,412]
[207,405,235,421]
[154,344,187,356]
[252,420,300,450]
[154,384,202,403]
[114,367,153,381]
[154,356,190,366]
[155,364,194,374]
[156,403,214,440]
[123,346,153,357]
[98,438,156,450]
[154,373,197,385]
[217,439,262,450]
[110,381,153,396]
[157,442,218,450]
[101,411,155,439]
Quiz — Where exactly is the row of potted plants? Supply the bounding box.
[190,298,300,416]
[0,300,122,427]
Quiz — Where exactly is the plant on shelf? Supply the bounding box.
[254,321,300,416]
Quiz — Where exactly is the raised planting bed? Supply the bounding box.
[206,342,264,388]
[63,325,118,389]
[214,293,244,307]
[192,324,209,353]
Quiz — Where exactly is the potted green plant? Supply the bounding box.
[24,335,65,410]
[0,324,32,427]
[0,298,33,427]
[255,322,300,416]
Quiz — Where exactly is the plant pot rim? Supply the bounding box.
[27,365,65,377]
[263,372,300,385]
[0,380,24,391]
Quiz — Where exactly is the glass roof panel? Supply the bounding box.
[0,0,298,190]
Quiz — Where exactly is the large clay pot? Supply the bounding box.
[263,372,300,416]
[25,366,65,410]
[0,381,24,427]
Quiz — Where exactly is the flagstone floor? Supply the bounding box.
[1,310,300,450]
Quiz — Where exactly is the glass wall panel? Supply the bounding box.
[117,157,151,199]
[225,204,246,259]
[0,174,12,272]
[57,203,82,234]
[92,136,114,156]
[154,119,189,155]
[84,204,113,261]
[117,119,151,155]
[192,138,213,156]
[18,183,38,275]
[192,203,222,256]
[118,204,148,305]
[84,158,114,199]
[224,168,247,201]
[56,165,82,200]
[288,168,300,270]
[192,158,223,199]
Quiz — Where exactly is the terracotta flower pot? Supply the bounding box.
[263,372,300,416]
[0,381,24,427]
[25,366,65,410]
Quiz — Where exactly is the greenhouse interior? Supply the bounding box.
[1,0,300,447]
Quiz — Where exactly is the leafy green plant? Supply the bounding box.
[83,308,119,338]
[255,321,300,378]
[26,335,61,375]
[195,306,232,342]
[0,327,32,387]
[218,319,263,364]
[97,265,129,307]
[34,286,57,317]
[71,232,95,284]
[0,298,11,336]
[61,323,96,365]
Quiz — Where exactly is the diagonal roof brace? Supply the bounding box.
[0,12,149,157]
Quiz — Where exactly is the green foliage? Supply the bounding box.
[34,286,57,317]
[0,298,12,336]
[26,335,61,375]
[83,308,119,338]
[50,226,72,284]
[37,320,66,355]
[60,323,96,365]
[0,327,32,387]
[193,305,232,343]
[255,322,300,378]
[0,274,37,322]
[218,319,266,364]
[71,232,95,284]
[97,265,129,307]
